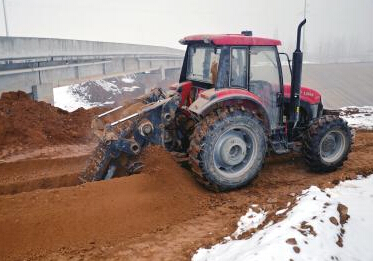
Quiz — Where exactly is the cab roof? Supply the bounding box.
[180,34,281,46]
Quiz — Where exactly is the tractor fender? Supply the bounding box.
[189,88,271,131]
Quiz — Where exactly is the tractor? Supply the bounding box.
[80,19,352,191]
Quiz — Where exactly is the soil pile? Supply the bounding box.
[0,91,106,151]
[0,146,208,260]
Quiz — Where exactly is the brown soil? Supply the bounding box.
[0,146,209,260]
[0,155,87,195]
[0,131,372,261]
[0,91,106,155]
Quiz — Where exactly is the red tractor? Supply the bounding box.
[82,20,352,191]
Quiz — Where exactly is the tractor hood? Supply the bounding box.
[283,84,321,105]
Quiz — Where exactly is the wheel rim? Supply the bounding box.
[319,129,346,163]
[212,125,258,179]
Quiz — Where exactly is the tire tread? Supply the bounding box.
[303,115,352,172]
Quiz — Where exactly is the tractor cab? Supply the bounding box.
[179,34,284,131]
[178,28,323,138]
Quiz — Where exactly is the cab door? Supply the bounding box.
[248,46,283,129]
[229,46,283,130]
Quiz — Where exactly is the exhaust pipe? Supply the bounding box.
[289,19,306,137]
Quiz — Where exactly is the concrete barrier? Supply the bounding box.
[0,37,184,104]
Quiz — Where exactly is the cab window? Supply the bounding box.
[249,46,280,94]
[187,46,221,84]
[230,48,247,88]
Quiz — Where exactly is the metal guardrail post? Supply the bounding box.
[31,85,38,100]
[2,0,9,36]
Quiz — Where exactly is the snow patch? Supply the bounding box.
[54,77,144,111]
[340,106,373,130]
[94,80,121,94]
[94,80,141,93]
[122,76,135,83]
[193,175,373,261]
[122,86,141,92]
[53,85,99,112]
[325,176,373,259]
[275,208,288,215]
[231,208,266,239]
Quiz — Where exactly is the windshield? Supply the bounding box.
[187,46,221,84]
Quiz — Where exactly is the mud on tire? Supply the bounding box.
[188,107,267,191]
[303,115,352,172]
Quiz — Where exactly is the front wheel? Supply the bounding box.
[303,115,352,172]
[188,107,267,191]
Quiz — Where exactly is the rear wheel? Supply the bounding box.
[188,107,267,191]
[303,115,352,172]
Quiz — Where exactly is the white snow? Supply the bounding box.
[95,82,140,93]
[231,207,266,239]
[275,208,288,215]
[54,78,142,111]
[94,80,121,94]
[122,76,135,83]
[122,86,141,92]
[53,85,100,112]
[94,80,140,93]
[326,176,373,260]
[193,175,373,261]
[340,106,373,130]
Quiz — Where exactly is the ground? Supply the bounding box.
[0,131,372,259]
[0,91,372,260]
[193,172,373,261]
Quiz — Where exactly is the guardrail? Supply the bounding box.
[0,37,184,103]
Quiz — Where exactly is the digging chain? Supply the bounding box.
[80,89,169,183]
[79,120,134,183]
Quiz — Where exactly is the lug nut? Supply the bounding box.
[164,113,172,122]
[139,121,154,136]
[130,143,140,154]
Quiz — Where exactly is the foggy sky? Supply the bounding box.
[0,0,372,63]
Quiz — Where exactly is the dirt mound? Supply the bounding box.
[0,90,30,101]
[0,146,208,260]
[0,91,106,152]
